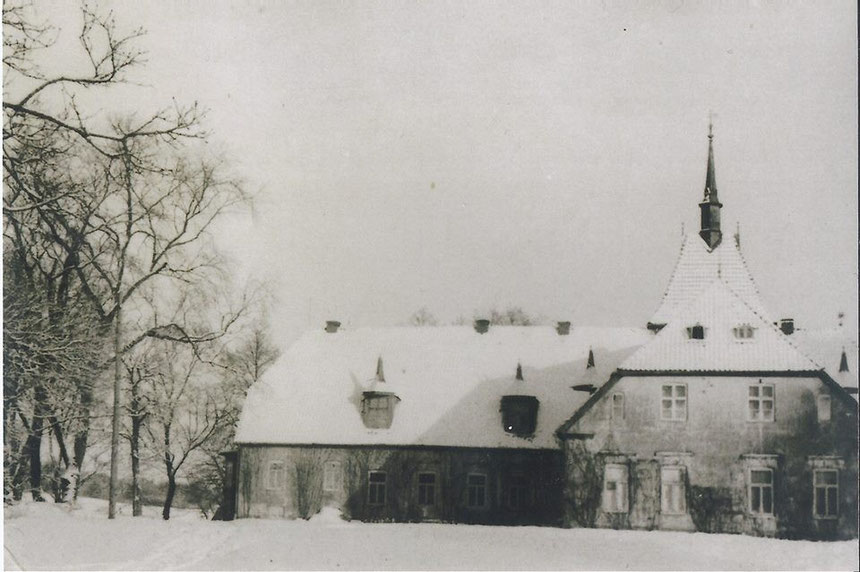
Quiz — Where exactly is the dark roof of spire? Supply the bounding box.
[840,349,850,372]
[704,123,719,204]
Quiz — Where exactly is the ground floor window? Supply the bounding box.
[323,461,341,492]
[749,469,773,515]
[660,467,685,514]
[466,473,487,508]
[508,474,528,509]
[266,460,286,490]
[813,469,838,518]
[603,464,628,513]
[417,472,436,506]
[368,471,387,505]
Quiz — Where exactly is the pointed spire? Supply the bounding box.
[586,348,595,369]
[376,355,385,382]
[839,348,849,373]
[704,120,718,203]
[699,122,723,249]
[515,362,524,381]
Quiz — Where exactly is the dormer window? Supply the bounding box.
[686,324,706,340]
[361,392,399,429]
[500,395,539,436]
[733,325,756,340]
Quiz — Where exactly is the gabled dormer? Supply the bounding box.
[361,356,400,429]
[500,363,539,437]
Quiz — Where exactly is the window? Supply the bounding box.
[603,464,628,513]
[361,393,398,429]
[660,467,686,514]
[661,384,687,421]
[466,473,487,508]
[813,470,838,518]
[323,461,341,492]
[368,471,387,505]
[749,469,773,515]
[266,461,286,490]
[733,325,756,340]
[817,394,831,423]
[508,474,528,510]
[686,325,705,340]
[500,395,539,436]
[748,384,775,422]
[417,472,436,506]
[610,393,625,420]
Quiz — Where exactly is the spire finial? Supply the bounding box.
[515,362,524,381]
[839,348,849,373]
[376,355,385,382]
[586,348,595,369]
[708,112,714,141]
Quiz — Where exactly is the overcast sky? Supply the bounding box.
[31,0,859,346]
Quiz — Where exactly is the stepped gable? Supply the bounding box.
[628,280,819,373]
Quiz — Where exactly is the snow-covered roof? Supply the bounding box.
[649,233,768,327]
[236,325,651,449]
[792,328,859,391]
[623,280,821,373]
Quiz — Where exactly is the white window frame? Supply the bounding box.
[368,471,387,506]
[813,469,838,519]
[610,392,625,420]
[817,394,831,423]
[322,460,342,492]
[733,325,756,340]
[748,468,774,515]
[660,466,686,515]
[417,472,437,506]
[661,384,687,421]
[603,464,628,513]
[748,384,775,422]
[266,460,286,490]
[466,473,487,509]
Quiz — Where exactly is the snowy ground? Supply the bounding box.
[4,499,858,571]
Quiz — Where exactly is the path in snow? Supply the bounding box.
[4,499,858,570]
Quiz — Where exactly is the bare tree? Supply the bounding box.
[407,307,438,327]
[146,342,228,520]
[3,3,247,517]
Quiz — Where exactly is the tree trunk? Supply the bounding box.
[130,371,143,517]
[162,421,174,520]
[25,388,48,501]
[72,382,93,501]
[108,302,122,519]
[163,471,177,521]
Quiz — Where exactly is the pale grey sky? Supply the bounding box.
[29,0,859,346]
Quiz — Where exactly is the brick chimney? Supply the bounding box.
[556,321,571,336]
[474,318,490,334]
[325,320,341,334]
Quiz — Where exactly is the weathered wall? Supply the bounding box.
[565,375,858,539]
[237,445,564,525]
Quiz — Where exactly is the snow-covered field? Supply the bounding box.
[4,498,858,571]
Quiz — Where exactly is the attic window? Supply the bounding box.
[500,395,539,436]
[361,392,398,429]
[734,325,756,340]
[686,325,706,340]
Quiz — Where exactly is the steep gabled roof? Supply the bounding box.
[649,233,768,327]
[792,328,859,392]
[627,280,819,373]
[235,325,650,449]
